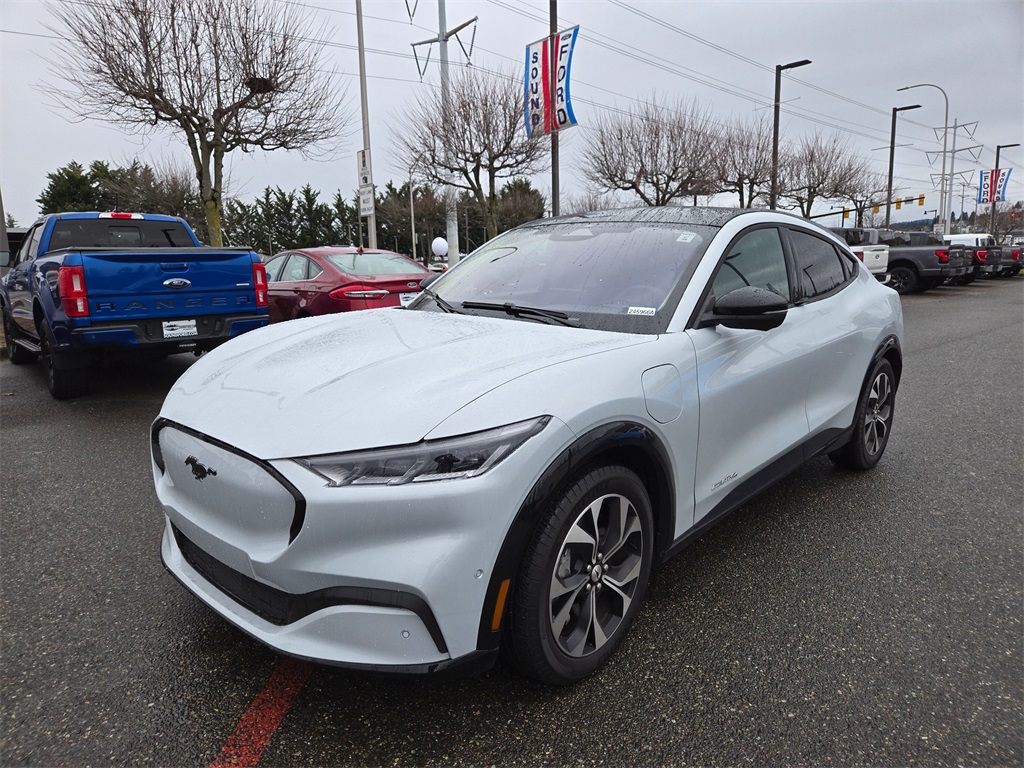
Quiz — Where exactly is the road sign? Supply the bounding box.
[359,184,374,218]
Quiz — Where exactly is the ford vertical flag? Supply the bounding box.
[978,168,1012,204]
[524,26,579,137]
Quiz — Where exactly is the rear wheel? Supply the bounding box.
[830,359,895,470]
[39,321,89,400]
[504,465,654,685]
[4,310,37,365]
[887,266,918,295]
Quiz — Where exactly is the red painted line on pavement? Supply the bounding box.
[208,657,312,768]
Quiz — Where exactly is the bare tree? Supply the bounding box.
[778,131,869,217]
[715,113,774,208]
[395,67,548,241]
[563,188,622,215]
[581,96,721,207]
[839,167,890,227]
[46,0,349,245]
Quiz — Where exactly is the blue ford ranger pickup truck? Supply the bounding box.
[0,212,268,399]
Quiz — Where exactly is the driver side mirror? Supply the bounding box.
[698,286,789,331]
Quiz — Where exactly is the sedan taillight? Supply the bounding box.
[331,285,390,300]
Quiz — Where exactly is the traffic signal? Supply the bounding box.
[843,208,850,219]
[873,205,880,214]
[918,194,925,206]
[895,199,902,210]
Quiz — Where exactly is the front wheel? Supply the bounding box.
[830,359,896,470]
[39,321,89,400]
[504,465,654,685]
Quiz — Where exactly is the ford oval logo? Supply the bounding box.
[164,278,192,289]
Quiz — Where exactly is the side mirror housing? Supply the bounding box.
[419,272,440,289]
[700,286,789,331]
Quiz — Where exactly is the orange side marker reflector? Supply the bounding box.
[491,578,511,631]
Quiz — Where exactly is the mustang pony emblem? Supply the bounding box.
[185,455,217,481]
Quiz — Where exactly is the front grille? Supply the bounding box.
[172,525,448,652]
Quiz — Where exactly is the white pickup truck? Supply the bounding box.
[828,227,890,282]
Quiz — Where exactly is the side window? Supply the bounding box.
[264,254,288,283]
[710,227,790,302]
[789,229,851,299]
[16,226,42,266]
[306,260,323,280]
[280,254,313,282]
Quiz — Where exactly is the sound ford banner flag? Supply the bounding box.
[977,168,1012,204]
[524,26,579,137]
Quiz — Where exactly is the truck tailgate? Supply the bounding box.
[851,245,889,275]
[79,248,259,323]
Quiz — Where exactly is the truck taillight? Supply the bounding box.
[852,249,865,261]
[1012,249,1021,262]
[252,262,268,307]
[976,249,987,262]
[57,266,90,318]
[935,249,949,263]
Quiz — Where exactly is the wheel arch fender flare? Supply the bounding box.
[474,421,675,652]
[869,334,903,393]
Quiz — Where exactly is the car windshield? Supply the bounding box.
[325,251,428,276]
[414,221,713,333]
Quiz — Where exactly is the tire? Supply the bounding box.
[830,359,896,470]
[504,465,654,685]
[887,265,918,295]
[38,321,89,400]
[3,310,37,365]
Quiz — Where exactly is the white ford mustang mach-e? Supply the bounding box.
[153,207,903,685]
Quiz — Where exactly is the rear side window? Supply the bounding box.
[49,219,195,248]
[788,229,853,299]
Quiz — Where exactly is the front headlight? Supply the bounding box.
[295,416,551,487]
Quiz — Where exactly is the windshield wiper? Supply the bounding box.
[420,287,462,314]
[460,300,580,327]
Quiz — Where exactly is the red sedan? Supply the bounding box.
[263,247,430,323]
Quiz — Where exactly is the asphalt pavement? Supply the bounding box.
[1,277,1021,766]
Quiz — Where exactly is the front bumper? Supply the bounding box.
[154,416,575,672]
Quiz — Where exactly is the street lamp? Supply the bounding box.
[885,104,921,228]
[899,83,949,234]
[770,58,812,210]
[989,143,1020,234]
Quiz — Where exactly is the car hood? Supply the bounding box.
[160,308,653,458]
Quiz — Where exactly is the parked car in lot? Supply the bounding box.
[153,207,903,685]
[263,247,429,322]
[944,233,1005,279]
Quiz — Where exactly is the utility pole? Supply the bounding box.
[550,0,559,217]
[411,3,476,266]
[885,104,921,228]
[355,0,376,248]
[770,59,811,210]
[944,120,982,235]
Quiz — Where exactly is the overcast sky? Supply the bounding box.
[1,0,1021,230]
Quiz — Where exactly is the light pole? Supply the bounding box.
[990,143,1020,235]
[885,104,921,228]
[770,59,811,210]
[898,83,949,234]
